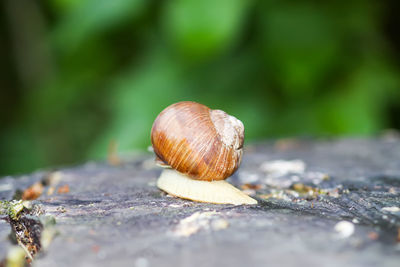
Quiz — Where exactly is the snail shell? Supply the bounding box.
[151,101,244,181]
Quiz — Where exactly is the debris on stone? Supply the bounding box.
[22,182,44,200]
[258,183,343,202]
[43,171,63,187]
[172,211,228,237]
[47,186,55,196]
[107,140,121,166]
[397,229,400,242]
[56,206,67,213]
[381,207,400,213]
[240,183,263,197]
[169,204,183,208]
[368,232,379,240]
[292,183,320,195]
[258,190,292,201]
[91,245,100,253]
[57,184,70,194]
[291,183,330,199]
[241,184,263,190]
[388,187,396,194]
[274,138,301,151]
[260,159,306,177]
[334,221,355,238]
[211,219,229,230]
[326,188,340,198]
[259,160,308,188]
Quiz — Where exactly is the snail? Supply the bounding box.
[151,101,257,205]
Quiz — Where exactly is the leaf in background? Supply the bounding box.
[2,0,400,176]
[52,0,147,53]
[163,0,251,62]
[88,48,189,158]
[315,60,399,135]
[0,128,47,176]
[258,2,343,98]
[22,38,117,171]
[48,0,87,13]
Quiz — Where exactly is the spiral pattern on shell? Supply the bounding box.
[151,101,244,181]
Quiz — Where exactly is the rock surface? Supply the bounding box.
[1,138,400,266]
[0,220,11,260]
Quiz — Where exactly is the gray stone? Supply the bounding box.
[1,138,400,266]
[0,220,11,261]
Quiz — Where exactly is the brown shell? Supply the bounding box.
[151,101,244,181]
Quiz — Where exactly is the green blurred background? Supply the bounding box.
[1,0,400,176]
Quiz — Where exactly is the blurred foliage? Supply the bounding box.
[1,0,400,175]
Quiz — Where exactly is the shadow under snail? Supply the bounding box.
[151,101,257,205]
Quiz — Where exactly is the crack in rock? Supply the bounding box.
[0,200,56,266]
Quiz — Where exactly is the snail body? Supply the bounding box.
[151,101,256,205]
